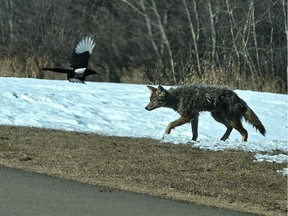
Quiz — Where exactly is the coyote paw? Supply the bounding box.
[162,133,168,139]
[163,126,172,139]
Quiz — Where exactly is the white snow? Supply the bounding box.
[277,168,288,176]
[0,78,287,173]
[254,153,288,163]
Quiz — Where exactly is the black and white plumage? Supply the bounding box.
[42,36,97,83]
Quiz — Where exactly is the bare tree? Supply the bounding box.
[150,0,176,83]
[225,0,240,71]
[267,0,275,74]
[192,0,199,40]
[181,0,201,75]
[0,0,285,91]
[250,0,260,71]
[240,0,256,75]
[207,0,217,71]
[282,0,288,74]
[0,0,16,52]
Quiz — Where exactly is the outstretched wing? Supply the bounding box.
[70,36,95,70]
[67,73,85,83]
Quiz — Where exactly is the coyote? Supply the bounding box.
[145,85,266,142]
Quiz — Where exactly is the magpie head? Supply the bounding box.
[84,68,98,76]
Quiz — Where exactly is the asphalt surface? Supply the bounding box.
[0,167,258,216]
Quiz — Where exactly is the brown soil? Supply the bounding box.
[0,125,286,216]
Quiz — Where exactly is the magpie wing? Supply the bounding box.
[70,36,95,70]
[70,51,90,70]
[67,73,85,83]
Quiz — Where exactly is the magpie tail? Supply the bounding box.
[42,68,73,74]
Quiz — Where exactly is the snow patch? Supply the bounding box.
[0,77,287,166]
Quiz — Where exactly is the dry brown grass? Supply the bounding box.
[0,125,286,216]
[0,56,66,80]
[120,62,286,93]
[0,55,285,93]
[183,62,286,93]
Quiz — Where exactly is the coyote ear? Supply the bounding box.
[147,85,157,93]
[157,85,165,94]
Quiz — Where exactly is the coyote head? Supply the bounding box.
[145,85,167,111]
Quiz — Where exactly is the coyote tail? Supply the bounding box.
[242,103,266,136]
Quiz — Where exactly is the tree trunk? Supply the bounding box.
[151,0,177,84]
[181,0,201,75]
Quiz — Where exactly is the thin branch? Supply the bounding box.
[150,0,177,84]
[208,0,217,71]
[181,0,201,75]
[120,0,144,16]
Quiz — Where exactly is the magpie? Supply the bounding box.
[42,36,97,83]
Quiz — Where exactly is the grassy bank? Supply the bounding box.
[0,125,286,215]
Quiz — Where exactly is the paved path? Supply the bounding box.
[0,167,258,216]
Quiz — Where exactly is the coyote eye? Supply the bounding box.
[153,99,165,104]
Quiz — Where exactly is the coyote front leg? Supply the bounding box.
[163,115,191,139]
[191,113,199,141]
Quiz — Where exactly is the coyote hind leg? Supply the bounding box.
[231,121,248,141]
[225,115,248,142]
[211,112,233,141]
